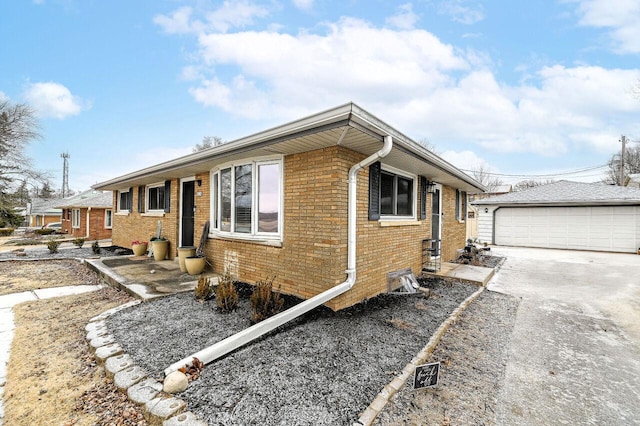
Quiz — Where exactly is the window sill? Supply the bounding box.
[115,211,130,216]
[142,211,165,217]
[209,233,283,247]
[379,220,422,227]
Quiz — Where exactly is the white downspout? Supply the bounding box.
[86,208,91,239]
[164,135,393,376]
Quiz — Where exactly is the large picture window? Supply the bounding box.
[147,183,165,211]
[211,159,282,239]
[380,169,415,217]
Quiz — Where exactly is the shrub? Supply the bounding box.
[250,276,284,324]
[215,270,238,313]
[0,228,15,237]
[73,237,86,248]
[195,274,214,301]
[34,229,55,236]
[47,239,60,253]
[92,241,101,254]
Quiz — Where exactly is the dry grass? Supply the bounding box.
[3,286,144,426]
[0,260,101,296]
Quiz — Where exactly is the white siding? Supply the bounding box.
[477,205,498,244]
[494,206,640,253]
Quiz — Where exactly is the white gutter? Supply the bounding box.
[164,135,393,376]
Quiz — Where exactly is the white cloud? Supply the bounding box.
[160,10,639,160]
[0,91,8,102]
[154,6,198,34]
[572,0,640,54]
[23,82,86,119]
[154,1,269,34]
[438,0,485,25]
[191,17,468,119]
[386,3,419,30]
[440,150,494,171]
[292,0,314,11]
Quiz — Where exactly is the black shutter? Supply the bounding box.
[127,187,133,211]
[462,191,467,220]
[368,162,381,220]
[455,189,460,220]
[420,176,427,220]
[164,180,171,213]
[137,186,144,213]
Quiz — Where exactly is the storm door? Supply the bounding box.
[180,180,195,247]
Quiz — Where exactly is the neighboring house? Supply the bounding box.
[54,190,113,240]
[25,198,62,227]
[472,180,640,253]
[466,184,512,240]
[93,103,484,310]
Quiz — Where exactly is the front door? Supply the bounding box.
[180,180,195,247]
[431,185,442,256]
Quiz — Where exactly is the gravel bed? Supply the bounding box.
[375,290,520,425]
[108,280,477,425]
[0,244,128,260]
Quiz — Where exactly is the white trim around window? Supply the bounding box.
[104,209,113,229]
[72,209,81,229]
[117,188,132,213]
[210,156,283,242]
[379,164,418,221]
[146,182,166,212]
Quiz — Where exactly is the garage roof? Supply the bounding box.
[472,180,640,206]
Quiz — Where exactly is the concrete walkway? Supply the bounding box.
[488,246,640,425]
[0,284,103,426]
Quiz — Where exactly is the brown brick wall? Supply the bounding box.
[111,183,180,258]
[112,146,467,310]
[440,186,467,261]
[62,208,113,240]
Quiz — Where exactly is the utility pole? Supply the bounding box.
[61,152,70,197]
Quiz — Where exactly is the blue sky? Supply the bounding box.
[1,0,639,192]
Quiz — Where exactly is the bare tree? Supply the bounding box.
[0,100,45,225]
[603,145,640,185]
[417,138,440,154]
[193,136,224,152]
[471,164,503,193]
[513,179,556,192]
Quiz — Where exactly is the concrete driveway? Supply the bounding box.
[487,246,640,425]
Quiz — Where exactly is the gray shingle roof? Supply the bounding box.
[472,180,640,206]
[54,190,113,209]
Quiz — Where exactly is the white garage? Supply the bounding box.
[474,181,640,254]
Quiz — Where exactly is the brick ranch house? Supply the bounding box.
[55,190,113,240]
[93,103,484,311]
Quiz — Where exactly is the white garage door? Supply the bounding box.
[495,206,640,253]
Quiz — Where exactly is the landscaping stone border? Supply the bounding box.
[85,301,208,426]
[354,286,486,426]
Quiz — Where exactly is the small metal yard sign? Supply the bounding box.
[413,362,440,389]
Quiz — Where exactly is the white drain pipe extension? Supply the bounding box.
[164,135,393,376]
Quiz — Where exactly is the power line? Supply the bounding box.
[460,164,608,178]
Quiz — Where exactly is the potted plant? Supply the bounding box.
[177,246,196,272]
[131,240,148,256]
[185,254,207,275]
[151,237,169,261]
